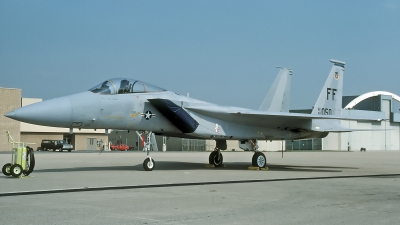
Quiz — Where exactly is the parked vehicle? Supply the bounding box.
[58,140,74,152]
[39,140,62,151]
[110,144,129,151]
[38,140,74,152]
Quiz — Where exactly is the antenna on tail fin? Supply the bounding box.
[311,59,345,115]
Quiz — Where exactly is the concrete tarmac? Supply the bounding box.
[1,150,400,224]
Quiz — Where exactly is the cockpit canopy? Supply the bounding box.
[89,78,166,95]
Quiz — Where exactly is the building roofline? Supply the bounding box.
[344,91,400,109]
[0,87,21,91]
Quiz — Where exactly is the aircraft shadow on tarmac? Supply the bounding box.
[31,161,358,173]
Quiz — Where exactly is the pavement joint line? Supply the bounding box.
[1,173,399,197]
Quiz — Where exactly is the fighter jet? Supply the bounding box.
[5,59,366,171]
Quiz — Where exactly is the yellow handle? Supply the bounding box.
[6,131,36,145]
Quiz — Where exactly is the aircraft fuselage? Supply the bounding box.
[8,89,326,141]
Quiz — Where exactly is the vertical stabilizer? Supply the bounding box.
[311,59,345,115]
[259,67,292,112]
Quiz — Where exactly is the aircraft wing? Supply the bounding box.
[185,104,383,132]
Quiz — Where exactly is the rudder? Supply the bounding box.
[311,59,345,115]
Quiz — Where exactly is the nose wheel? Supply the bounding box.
[143,157,155,171]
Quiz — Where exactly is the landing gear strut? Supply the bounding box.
[238,139,267,168]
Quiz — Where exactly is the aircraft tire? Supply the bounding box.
[252,152,266,168]
[143,158,155,171]
[209,151,223,167]
[2,163,12,176]
[208,152,215,164]
[10,164,23,178]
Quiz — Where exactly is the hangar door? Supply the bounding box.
[382,100,391,118]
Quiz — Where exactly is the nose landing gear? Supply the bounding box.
[137,131,158,171]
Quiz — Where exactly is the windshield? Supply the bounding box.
[89,78,166,95]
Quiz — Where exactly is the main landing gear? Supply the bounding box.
[249,140,267,168]
[208,147,267,168]
[209,148,223,167]
[252,152,266,168]
[209,139,267,169]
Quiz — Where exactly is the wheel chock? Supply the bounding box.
[248,166,269,170]
[205,164,226,168]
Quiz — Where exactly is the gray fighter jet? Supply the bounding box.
[5,59,369,171]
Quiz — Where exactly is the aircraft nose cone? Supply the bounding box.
[5,97,72,127]
[5,111,16,119]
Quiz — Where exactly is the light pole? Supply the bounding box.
[379,119,388,151]
[384,119,387,151]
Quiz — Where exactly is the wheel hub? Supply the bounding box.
[214,155,222,165]
[257,156,265,167]
[147,160,153,168]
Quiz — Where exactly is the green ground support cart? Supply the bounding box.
[2,131,35,178]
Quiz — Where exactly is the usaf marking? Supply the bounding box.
[318,108,333,115]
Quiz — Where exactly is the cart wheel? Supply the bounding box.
[2,163,12,176]
[10,164,23,177]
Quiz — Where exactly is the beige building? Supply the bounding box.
[0,88,21,151]
[1,88,108,151]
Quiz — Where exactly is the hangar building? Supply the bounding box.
[287,91,400,151]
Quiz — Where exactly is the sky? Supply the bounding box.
[1,0,399,110]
